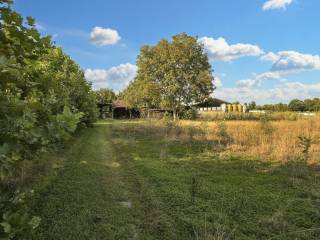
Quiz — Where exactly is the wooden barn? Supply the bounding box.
[112,100,140,119]
[97,102,112,119]
[97,100,140,119]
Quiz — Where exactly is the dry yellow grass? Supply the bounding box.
[179,118,320,163]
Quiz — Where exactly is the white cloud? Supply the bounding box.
[85,63,137,91]
[260,52,280,62]
[236,71,284,88]
[263,0,293,11]
[260,51,320,73]
[215,81,320,104]
[198,37,263,62]
[255,71,283,80]
[238,51,320,88]
[90,27,121,46]
[237,79,260,88]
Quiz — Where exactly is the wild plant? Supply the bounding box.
[259,114,274,135]
[216,122,233,149]
[190,176,199,204]
[298,135,318,162]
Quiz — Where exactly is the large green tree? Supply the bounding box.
[123,33,215,119]
[288,99,306,112]
[95,88,116,104]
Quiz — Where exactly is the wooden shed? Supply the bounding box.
[111,100,140,119]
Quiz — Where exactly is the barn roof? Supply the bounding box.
[194,98,230,108]
[112,100,128,108]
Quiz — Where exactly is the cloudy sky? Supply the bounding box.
[14,0,320,104]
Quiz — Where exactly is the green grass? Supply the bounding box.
[29,120,320,239]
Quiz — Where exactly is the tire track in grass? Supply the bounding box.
[108,122,186,240]
[32,123,146,239]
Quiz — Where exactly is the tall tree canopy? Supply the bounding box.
[95,88,116,104]
[122,33,215,119]
[288,99,306,112]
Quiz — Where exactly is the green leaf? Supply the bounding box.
[0,222,11,233]
[29,216,41,230]
[26,16,35,26]
[0,143,10,156]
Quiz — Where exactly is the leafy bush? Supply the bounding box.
[259,115,274,135]
[297,135,319,162]
[0,1,98,238]
[181,108,198,120]
[0,190,41,239]
[216,121,233,148]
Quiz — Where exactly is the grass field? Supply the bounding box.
[29,120,320,239]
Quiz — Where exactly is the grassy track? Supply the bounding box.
[30,120,320,239]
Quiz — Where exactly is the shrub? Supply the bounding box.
[259,115,274,135]
[297,135,318,162]
[181,108,199,120]
[216,121,233,148]
[0,2,98,238]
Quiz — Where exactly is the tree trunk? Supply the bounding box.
[173,108,178,121]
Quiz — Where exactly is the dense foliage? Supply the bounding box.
[0,1,97,238]
[248,98,320,112]
[95,88,116,104]
[121,33,215,119]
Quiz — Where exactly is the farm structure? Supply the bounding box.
[145,109,173,118]
[97,98,248,119]
[97,100,140,119]
[194,98,247,113]
[223,103,248,113]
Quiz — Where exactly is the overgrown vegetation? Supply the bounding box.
[0,1,97,238]
[198,111,316,121]
[94,88,116,104]
[1,1,320,239]
[27,120,320,239]
[180,118,320,163]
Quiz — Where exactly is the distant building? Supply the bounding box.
[194,98,247,113]
[97,100,140,119]
[249,110,266,114]
[299,112,316,116]
[223,103,247,113]
[194,98,229,112]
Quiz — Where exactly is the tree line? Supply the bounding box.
[0,1,97,238]
[248,98,320,112]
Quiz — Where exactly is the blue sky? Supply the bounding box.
[14,0,320,103]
